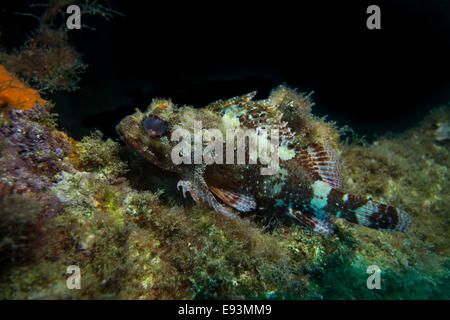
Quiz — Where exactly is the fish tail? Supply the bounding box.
[330,190,411,232]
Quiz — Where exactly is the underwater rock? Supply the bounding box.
[0,193,40,264]
[0,108,74,196]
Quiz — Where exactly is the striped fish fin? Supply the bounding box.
[286,207,336,235]
[208,185,256,212]
[296,142,343,189]
[177,172,237,218]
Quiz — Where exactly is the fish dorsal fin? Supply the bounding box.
[206,91,297,149]
[207,185,256,212]
[296,142,343,189]
[206,91,258,112]
[206,91,282,129]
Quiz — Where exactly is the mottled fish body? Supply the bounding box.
[116,89,411,235]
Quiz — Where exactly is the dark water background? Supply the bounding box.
[1,0,449,141]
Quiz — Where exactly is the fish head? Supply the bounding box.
[116,99,183,172]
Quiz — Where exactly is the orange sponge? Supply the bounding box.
[0,64,47,110]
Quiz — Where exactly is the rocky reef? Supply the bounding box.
[0,69,448,298]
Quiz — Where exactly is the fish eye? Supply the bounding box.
[142,116,167,137]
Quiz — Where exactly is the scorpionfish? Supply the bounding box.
[116,87,411,235]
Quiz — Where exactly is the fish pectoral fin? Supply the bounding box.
[205,191,237,218]
[296,141,343,189]
[208,185,256,212]
[286,207,336,235]
[177,169,237,218]
[176,180,201,204]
